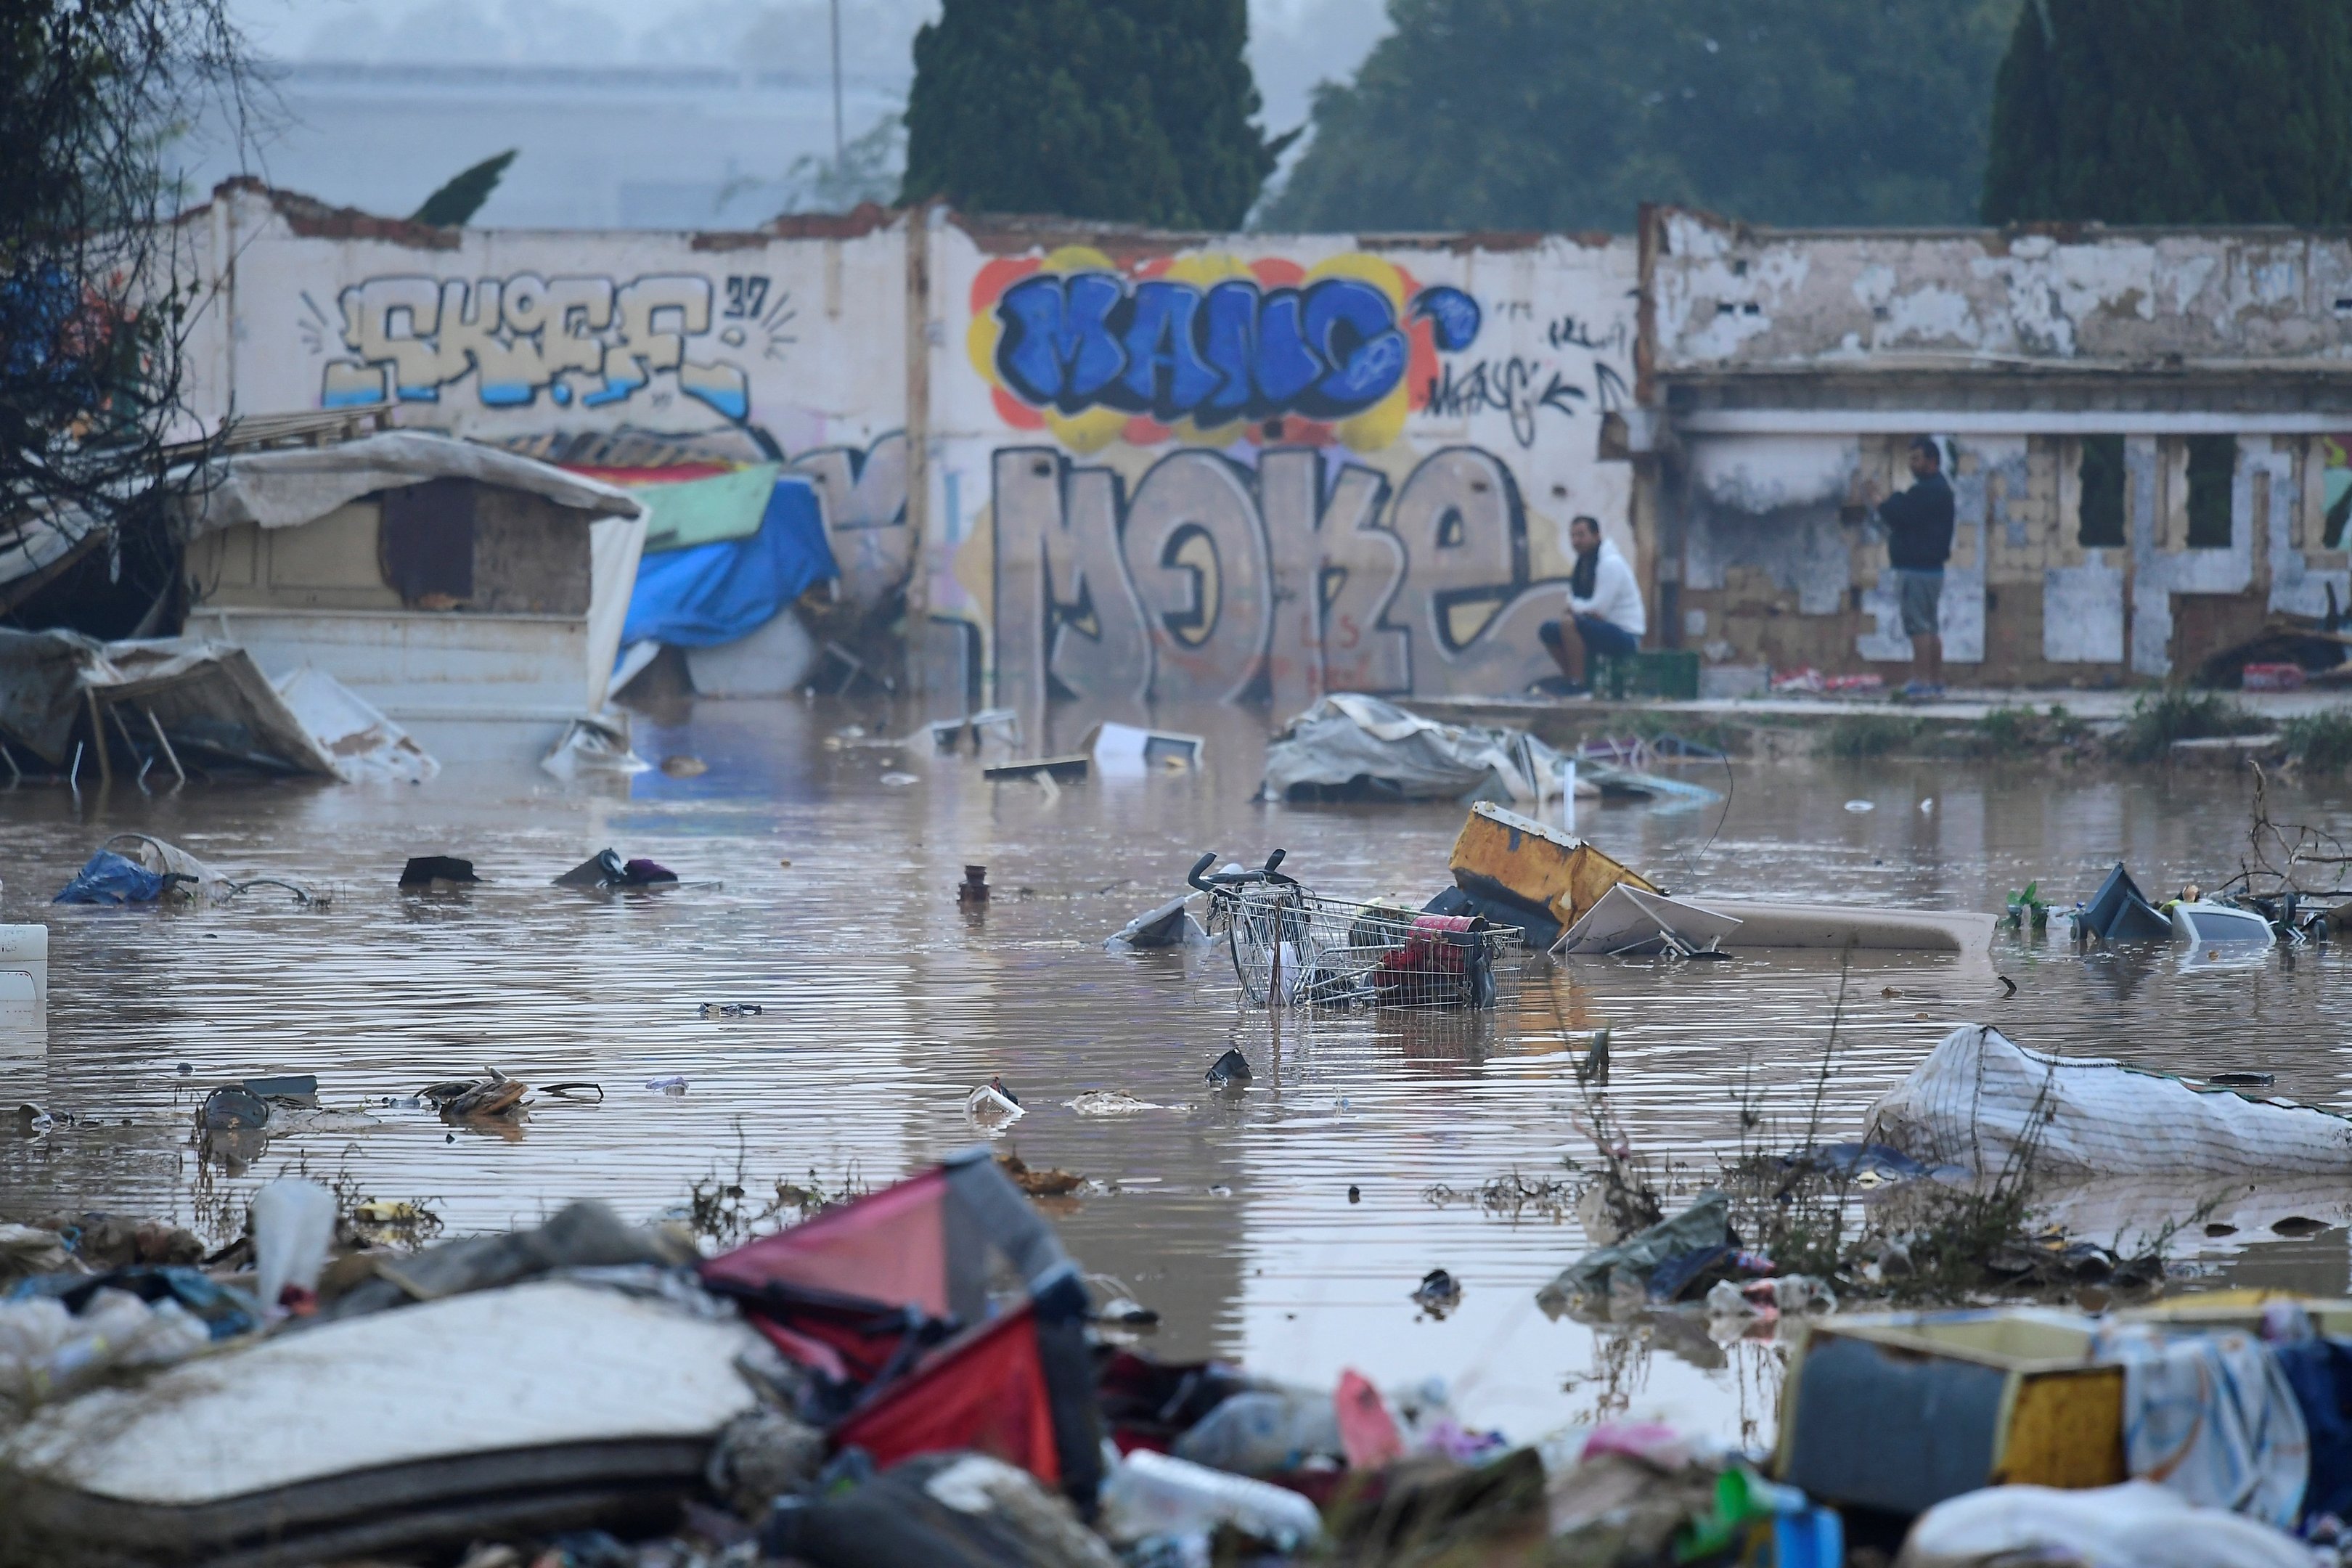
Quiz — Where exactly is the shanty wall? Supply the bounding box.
[1648,208,2352,682]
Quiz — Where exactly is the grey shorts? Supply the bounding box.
[1895,569,1943,638]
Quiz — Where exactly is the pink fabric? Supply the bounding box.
[1580,1421,1692,1470]
[1335,1368,1404,1469]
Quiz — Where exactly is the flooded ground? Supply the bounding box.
[4,696,2351,1455]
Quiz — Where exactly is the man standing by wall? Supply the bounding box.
[1536,515,1645,695]
[1861,436,1955,698]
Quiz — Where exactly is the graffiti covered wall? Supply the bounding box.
[184,182,918,613]
[180,186,1641,710]
[921,224,1640,716]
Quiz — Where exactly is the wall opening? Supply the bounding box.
[2185,435,2236,549]
[2077,435,2126,548]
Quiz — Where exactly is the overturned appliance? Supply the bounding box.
[2070,863,2174,944]
[1555,884,1742,958]
[1445,802,1657,948]
[553,849,679,891]
[1104,894,1209,952]
[1085,721,1204,776]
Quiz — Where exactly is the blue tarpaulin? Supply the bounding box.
[619,475,837,650]
[54,850,170,905]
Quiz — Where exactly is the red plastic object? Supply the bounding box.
[833,1302,1062,1482]
[2243,663,2306,692]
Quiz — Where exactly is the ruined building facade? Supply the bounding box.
[1643,207,2352,686]
[172,182,2352,705]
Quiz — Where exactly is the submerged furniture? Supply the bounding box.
[2169,899,2277,950]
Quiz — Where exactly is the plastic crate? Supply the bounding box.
[1591,648,1699,701]
[2242,662,2306,692]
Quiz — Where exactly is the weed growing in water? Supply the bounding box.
[684,1118,868,1248]
[1422,1167,1577,1220]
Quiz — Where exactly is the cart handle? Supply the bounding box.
[1186,849,1298,892]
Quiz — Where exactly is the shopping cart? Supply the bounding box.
[1186,850,1524,1011]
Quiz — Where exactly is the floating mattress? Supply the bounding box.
[1865,1024,2352,1180]
[1,1279,762,1567]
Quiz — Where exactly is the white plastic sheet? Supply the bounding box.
[540,716,649,780]
[1897,1481,2316,1568]
[584,512,650,711]
[173,432,643,539]
[1864,1026,2352,1179]
[1258,694,1569,804]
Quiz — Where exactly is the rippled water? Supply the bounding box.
[4,696,2351,1453]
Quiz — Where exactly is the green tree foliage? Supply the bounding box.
[1981,0,2352,224]
[412,150,517,227]
[900,0,1287,229]
[1266,0,2018,234]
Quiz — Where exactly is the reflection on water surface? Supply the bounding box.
[4,697,2349,1448]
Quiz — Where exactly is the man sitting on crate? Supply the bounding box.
[1535,515,1645,697]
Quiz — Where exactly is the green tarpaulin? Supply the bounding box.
[633,463,779,555]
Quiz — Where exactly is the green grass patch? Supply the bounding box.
[2283,709,2352,772]
[1819,713,1927,759]
[2115,689,2263,763]
[1971,703,2093,759]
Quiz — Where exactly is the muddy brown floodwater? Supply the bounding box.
[4,696,2351,1454]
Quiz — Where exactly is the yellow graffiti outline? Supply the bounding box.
[969,248,1415,454]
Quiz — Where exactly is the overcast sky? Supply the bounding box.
[221,0,1391,138]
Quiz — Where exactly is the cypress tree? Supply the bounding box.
[412,150,517,227]
[1265,0,2018,235]
[1981,0,2352,225]
[900,0,1283,229]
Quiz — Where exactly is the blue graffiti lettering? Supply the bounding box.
[994,274,1482,425]
[1413,288,1482,353]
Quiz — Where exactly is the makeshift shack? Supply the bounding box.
[0,628,398,783]
[179,432,646,754]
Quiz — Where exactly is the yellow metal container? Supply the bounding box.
[1447,802,1656,930]
[1773,1311,2125,1516]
